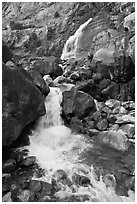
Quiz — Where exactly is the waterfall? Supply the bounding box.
[27,87,91,180]
[61,18,92,60]
[26,87,134,202]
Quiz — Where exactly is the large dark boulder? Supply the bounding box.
[2,63,46,146]
[62,87,96,120]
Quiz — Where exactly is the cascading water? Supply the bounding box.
[61,18,92,60]
[27,87,134,202]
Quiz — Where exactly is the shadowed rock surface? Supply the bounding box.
[2,63,46,146]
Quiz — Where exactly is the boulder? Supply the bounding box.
[2,63,46,146]
[62,88,96,120]
[73,91,95,119]
[96,130,129,151]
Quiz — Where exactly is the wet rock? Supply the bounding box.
[51,169,72,193]
[2,63,46,146]
[73,91,95,119]
[96,130,129,151]
[29,70,50,96]
[2,159,17,173]
[21,156,36,167]
[120,124,135,139]
[62,88,96,120]
[96,118,108,131]
[72,173,91,187]
[2,192,12,202]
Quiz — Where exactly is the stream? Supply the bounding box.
[26,87,135,202]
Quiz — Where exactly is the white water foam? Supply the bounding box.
[61,18,92,60]
[27,87,135,202]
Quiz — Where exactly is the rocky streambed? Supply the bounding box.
[2,2,135,202]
